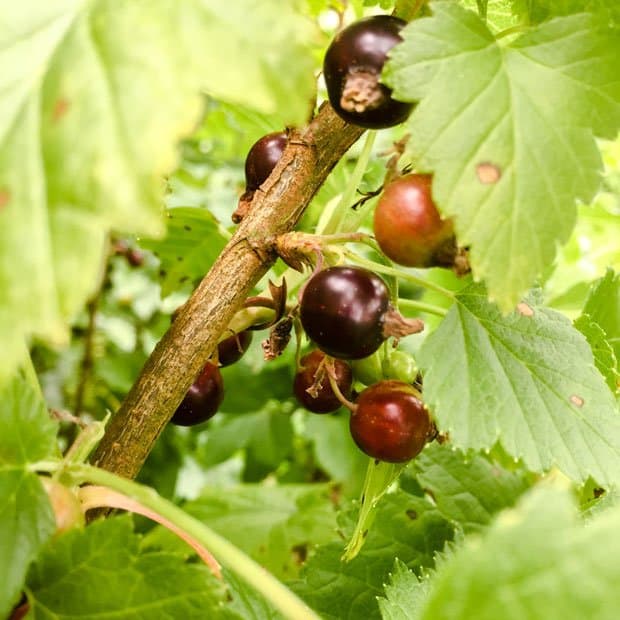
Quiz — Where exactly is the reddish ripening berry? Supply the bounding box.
[217,330,253,367]
[374,174,455,268]
[350,380,431,462]
[299,266,390,360]
[170,362,224,426]
[293,350,353,413]
[244,131,288,192]
[323,15,412,129]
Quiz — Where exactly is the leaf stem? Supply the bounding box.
[64,464,320,620]
[321,131,376,235]
[397,298,448,317]
[343,250,455,300]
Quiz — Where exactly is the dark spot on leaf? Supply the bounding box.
[360,493,365,504]
[476,162,501,184]
[179,276,189,283]
[159,269,167,277]
[52,98,70,122]
[184,225,192,231]
[570,394,584,407]
[362,529,369,538]
[0,188,10,211]
[176,256,183,261]
[374,459,380,465]
[291,543,308,565]
[406,509,418,520]
[593,488,606,499]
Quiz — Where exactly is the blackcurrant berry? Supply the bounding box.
[217,330,253,367]
[323,15,413,129]
[350,380,431,462]
[374,174,455,268]
[293,350,353,413]
[170,362,224,426]
[300,266,390,360]
[244,131,287,192]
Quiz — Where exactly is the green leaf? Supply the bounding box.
[0,472,55,619]
[418,283,620,486]
[140,207,230,297]
[385,4,620,309]
[583,269,620,361]
[378,560,428,620]
[0,376,58,466]
[304,412,368,495]
[574,314,618,392]
[511,0,620,27]
[222,568,284,620]
[292,492,454,620]
[197,404,295,477]
[416,484,620,620]
[414,443,531,533]
[0,376,58,617]
[144,484,338,580]
[0,0,315,381]
[26,516,226,619]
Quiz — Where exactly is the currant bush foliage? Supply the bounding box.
[385,2,620,309]
[0,0,619,619]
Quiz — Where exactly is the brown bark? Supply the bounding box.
[91,103,364,480]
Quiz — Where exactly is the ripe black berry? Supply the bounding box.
[244,131,287,192]
[323,15,412,129]
[299,266,390,360]
[170,362,224,426]
[217,330,253,367]
[350,380,431,462]
[374,174,455,267]
[293,350,353,413]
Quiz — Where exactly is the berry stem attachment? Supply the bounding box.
[62,464,321,620]
[326,363,358,412]
[342,249,455,300]
[321,131,377,235]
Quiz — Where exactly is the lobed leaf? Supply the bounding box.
[0,0,315,382]
[385,3,620,309]
[418,283,620,486]
[0,376,58,617]
[416,484,620,620]
[414,443,531,533]
[26,516,226,618]
[292,492,454,620]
